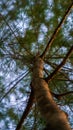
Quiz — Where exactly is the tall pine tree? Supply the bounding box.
[0,0,73,129]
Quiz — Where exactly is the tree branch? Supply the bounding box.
[40,3,73,59]
[0,71,29,102]
[0,13,32,56]
[51,91,73,100]
[44,60,73,83]
[15,84,34,130]
[45,45,73,82]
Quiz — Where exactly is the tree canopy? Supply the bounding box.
[0,0,73,130]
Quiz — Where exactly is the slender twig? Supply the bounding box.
[45,60,73,72]
[15,83,34,130]
[51,91,73,100]
[45,46,73,82]
[45,56,73,59]
[40,3,73,59]
[0,71,29,102]
[44,60,73,83]
[0,13,32,56]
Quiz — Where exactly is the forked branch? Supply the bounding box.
[40,3,73,59]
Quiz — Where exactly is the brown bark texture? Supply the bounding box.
[32,56,72,130]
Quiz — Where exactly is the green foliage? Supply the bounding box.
[0,0,73,129]
[7,108,18,121]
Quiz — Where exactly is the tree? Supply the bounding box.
[0,0,73,130]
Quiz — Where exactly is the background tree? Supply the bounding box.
[0,0,73,130]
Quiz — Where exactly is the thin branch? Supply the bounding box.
[45,45,73,82]
[44,60,73,83]
[45,56,73,59]
[0,13,32,56]
[40,3,73,59]
[15,83,34,130]
[51,91,73,100]
[0,71,29,102]
[69,106,73,113]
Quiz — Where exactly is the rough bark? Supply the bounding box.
[32,56,71,130]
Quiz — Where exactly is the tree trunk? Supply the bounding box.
[32,56,71,130]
